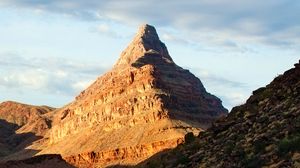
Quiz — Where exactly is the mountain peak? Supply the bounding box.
[114,24,173,68]
[136,24,159,41]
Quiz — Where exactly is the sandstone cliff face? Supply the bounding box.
[64,138,183,167]
[35,24,227,167]
[147,60,300,168]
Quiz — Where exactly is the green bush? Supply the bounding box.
[147,160,161,168]
[278,134,300,155]
[176,155,190,165]
[184,132,195,143]
[243,155,263,168]
[253,140,267,153]
[224,141,235,154]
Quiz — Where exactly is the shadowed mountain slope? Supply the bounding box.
[139,60,300,168]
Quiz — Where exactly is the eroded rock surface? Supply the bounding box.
[39,24,227,167]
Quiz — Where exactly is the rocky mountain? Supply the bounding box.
[142,60,300,168]
[0,101,54,160]
[3,24,227,167]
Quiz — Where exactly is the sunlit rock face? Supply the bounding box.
[32,24,227,167]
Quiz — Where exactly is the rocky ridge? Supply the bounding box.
[142,60,300,168]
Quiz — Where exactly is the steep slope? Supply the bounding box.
[0,101,55,161]
[144,60,300,168]
[31,24,227,167]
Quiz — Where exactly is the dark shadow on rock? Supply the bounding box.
[0,154,75,168]
[131,53,228,130]
[131,52,175,69]
[0,119,42,162]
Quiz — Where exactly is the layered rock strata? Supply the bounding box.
[38,24,227,167]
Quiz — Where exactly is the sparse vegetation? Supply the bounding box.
[147,160,161,168]
[175,154,190,165]
[184,132,195,143]
[278,134,300,155]
[253,139,267,153]
[242,155,263,168]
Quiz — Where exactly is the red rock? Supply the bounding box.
[0,24,227,167]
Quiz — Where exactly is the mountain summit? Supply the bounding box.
[114,24,173,67]
[0,24,227,167]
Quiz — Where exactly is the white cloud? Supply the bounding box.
[0,70,46,89]
[0,53,107,96]
[71,80,93,91]
[97,23,110,33]
[55,70,68,78]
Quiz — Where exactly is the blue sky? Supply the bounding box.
[0,0,299,110]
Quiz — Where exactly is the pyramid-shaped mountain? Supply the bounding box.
[11,24,227,167]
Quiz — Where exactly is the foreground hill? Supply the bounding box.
[141,60,300,167]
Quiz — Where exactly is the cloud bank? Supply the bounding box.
[0,52,108,96]
[1,0,299,50]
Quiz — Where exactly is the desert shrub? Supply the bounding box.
[187,141,201,152]
[278,134,300,155]
[175,155,190,165]
[253,139,267,153]
[242,155,263,168]
[224,141,235,154]
[147,160,161,168]
[184,132,195,143]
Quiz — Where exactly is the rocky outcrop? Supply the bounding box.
[32,24,227,167]
[64,138,183,167]
[145,60,300,168]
